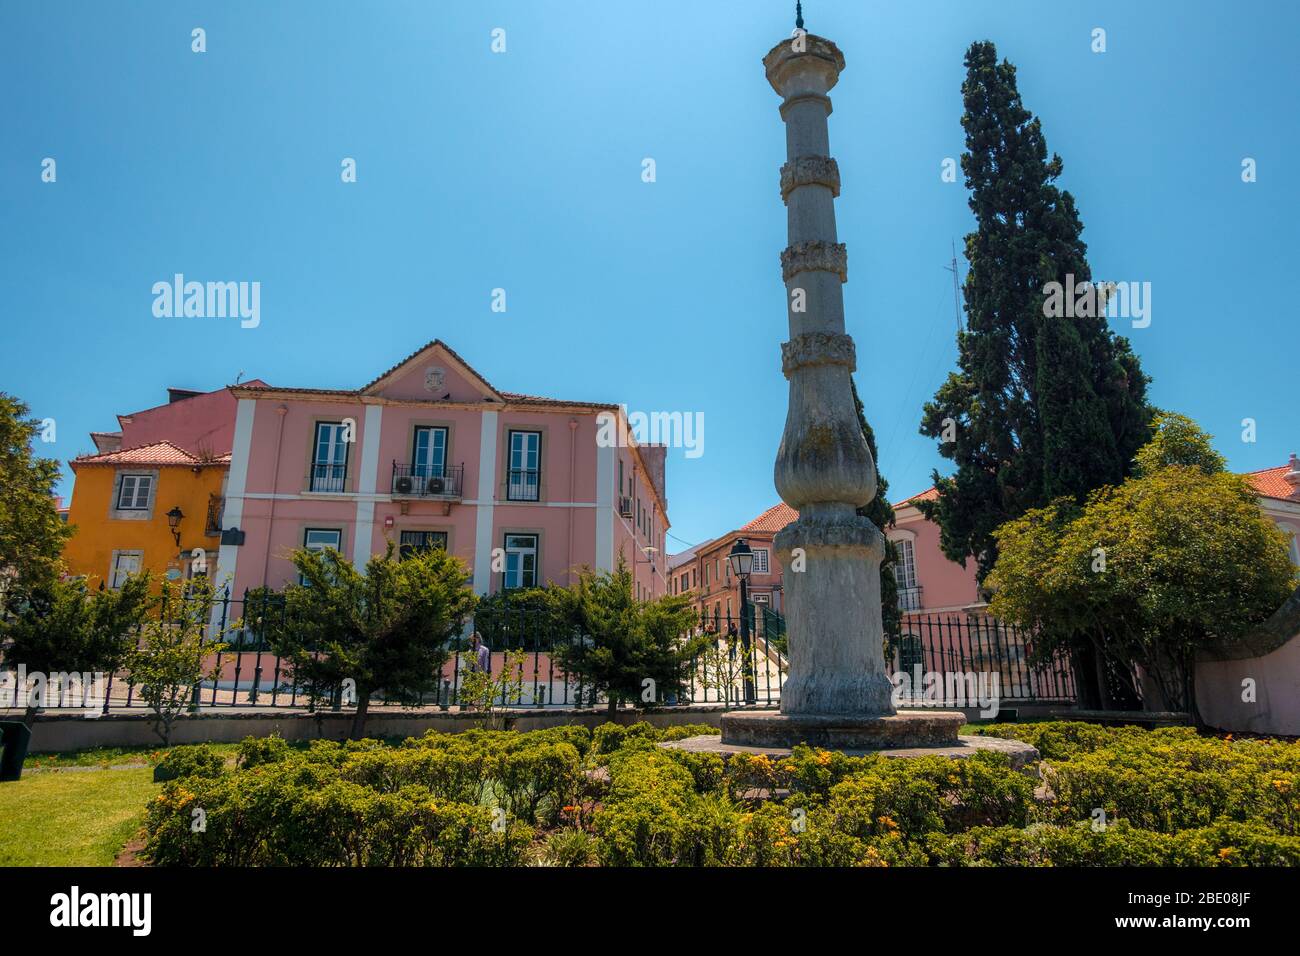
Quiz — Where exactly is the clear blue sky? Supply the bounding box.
[3,1,1297,553]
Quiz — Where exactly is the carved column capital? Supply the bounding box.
[781,331,856,378]
[781,239,847,283]
[780,155,840,203]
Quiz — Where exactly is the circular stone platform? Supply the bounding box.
[720,709,965,750]
[663,732,1040,773]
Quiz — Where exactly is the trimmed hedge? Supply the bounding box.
[140,720,1300,867]
[153,744,226,783]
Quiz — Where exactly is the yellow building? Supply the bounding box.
[63,442,229,589]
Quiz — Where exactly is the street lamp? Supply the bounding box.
[727,538,756,704]
[166,506,184,547]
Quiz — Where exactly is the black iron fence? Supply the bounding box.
[2,590,1075,714]
[893,613,1076,702]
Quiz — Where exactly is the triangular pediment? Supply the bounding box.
[361,340,503,403]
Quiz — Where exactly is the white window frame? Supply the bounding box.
[311,422,349,493]
[507,431,541,501]
[503,533,538,589]
[752,548,770,574]
[893,538,917,590]
[116,474,153,510]
[302,528,342,583]
[412,426,448,480]
[109,550,143,588]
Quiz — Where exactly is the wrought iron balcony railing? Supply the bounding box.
[391,462,463,499]
[507,468,541,501]
[204,493,224,536]
[897,585,923,612]
[309,462,347,494]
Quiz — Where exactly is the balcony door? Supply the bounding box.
[507,430,541,501]
[893,537,920,611]
[412,426,448,481]
[312,422,349,493]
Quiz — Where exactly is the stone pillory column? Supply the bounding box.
[718,20,963,751]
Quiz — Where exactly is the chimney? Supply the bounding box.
[1284,453,1300,500]
[639,444,668,511]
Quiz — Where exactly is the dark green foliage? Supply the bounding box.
[548,561,707,715]
[270,542,476,737]
[0,392,72,598]
[918,41,1153,581]
[850,378,899,642]
[141,721,1300,867]
[153,744,226,783]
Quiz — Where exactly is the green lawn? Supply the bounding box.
[0,767,160,866]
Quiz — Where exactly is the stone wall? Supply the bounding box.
[1196,585,1300,735]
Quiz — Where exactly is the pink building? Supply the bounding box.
[87,381,268,458]
[218,340,669,600]
[668,488,983,619]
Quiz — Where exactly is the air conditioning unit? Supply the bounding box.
[395,476,414,495]
[619,496,633,518]
[428,476,445,495]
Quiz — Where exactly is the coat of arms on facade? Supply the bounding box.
[424,367,446,392]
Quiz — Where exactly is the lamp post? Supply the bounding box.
[727,538,756,704]
[166,506,185,548]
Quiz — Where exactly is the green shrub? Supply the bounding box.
[519,724,593,757]
[153,744,226,783]
[143,761,531,866]
[341,746,494,804]
[924,820,1175,866]
[497,741,582,825]
[1043,752,1298,835]
[777,746,875,801]
[237,733,291,769]
[1171,821,1300,866]
[594,750,719,866]
[666,748,727,795]
[591,721,661,755]
[143,721,1300,868]
[543,828,597,867]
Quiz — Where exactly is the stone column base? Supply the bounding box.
[721,709,964,750]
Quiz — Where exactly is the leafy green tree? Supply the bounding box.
[918,42,1153,582]
[1132,411,1226,476]
[851,378,899,644]
[126,576,230,744]
[272,543,476,737]
[2,572,152,724]
[473,583,572,650]
[986,417,1297,719]
[0,392,72,600]
[551,560,707,716]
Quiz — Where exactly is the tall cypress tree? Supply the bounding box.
[918,41,1153,582]
[851,378,900,643]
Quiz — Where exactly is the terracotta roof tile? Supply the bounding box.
[71,441,230,469]
[499,391,616,410]
[740,502,798,534]
[896,486,939,506]
[1246,464,1297,501]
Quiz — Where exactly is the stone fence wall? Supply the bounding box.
[1196,585,1300,736]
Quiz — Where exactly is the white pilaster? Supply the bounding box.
[596,442,615,572]
[472,411,499,594]
[352,404,383,566]
[213,398,256,625]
